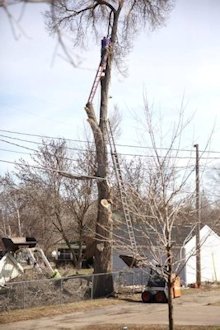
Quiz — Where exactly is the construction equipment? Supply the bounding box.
[120,255,181,303]
[0,237,60,287]
[141,267,181,303]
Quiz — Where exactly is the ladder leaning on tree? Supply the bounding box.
[87,51,108,104]
[106,120,138,258]
[86,41,139,260]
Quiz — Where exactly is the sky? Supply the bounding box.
[1,0,220,190]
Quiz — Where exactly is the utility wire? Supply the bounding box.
[0,159,105,181]
[0,135,220,160]
[0,135,92,153]
[0,148,30,155]
[1,156,220,208]
[1,128,220,154]
[0,156,217,174]
[0,138,37,152]
[1,135,219,160]
[0,148,80,163]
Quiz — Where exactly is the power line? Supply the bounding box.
[0,135,91,153]
[0,148,81,163]
[0,148,30,155]
[0,159,105,181]
[0,138,37,152]
[0,154,217,172]
[0,129,94,145]
[1,133,220,161]
[0,137,193,159]
[1,128,220,154]
[0,134,41,147]
[1,136,220,162]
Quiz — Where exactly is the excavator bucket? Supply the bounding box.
[119,254,140,268]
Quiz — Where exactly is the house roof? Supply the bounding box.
[184,224,220,249]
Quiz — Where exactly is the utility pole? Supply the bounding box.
[194,144,201,287]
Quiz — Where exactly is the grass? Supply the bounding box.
[181,285,220,295]
[54,265,94,277]
[77,326,220,330]
[0,298,121,325]
[1,283,220,326]
[78,326,220,330]
[1,295,220,328]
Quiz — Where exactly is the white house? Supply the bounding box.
[111,223,220,286]
[183,225,220,285]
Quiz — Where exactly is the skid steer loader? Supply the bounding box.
[119,255,181,303]
[141,267,181,303]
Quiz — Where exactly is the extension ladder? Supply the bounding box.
[86,44,139,259]
[87,52,108,104]
[107,121,138,257]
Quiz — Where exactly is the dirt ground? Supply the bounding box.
[1,288,220,330]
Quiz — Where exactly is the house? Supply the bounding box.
[85,207,220,285]
[112,219,220,286]
[182,225,220,285]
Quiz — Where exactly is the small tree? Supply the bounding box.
[118,102,197,330]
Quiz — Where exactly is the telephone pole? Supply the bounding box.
[194,144,201,287]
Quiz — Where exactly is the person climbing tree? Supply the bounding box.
[101,36,111,62]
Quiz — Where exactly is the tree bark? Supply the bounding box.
[167,247,174,330]
[85,97,114,296]
[84,8,122,298]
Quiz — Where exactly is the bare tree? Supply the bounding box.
[15,139,97,266]
[0,173,25,237]
[62,142,97,268]
[45,0,173,297]
[123,103,198,330]
[1,0,174,296]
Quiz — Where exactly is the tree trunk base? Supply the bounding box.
[93,273,114,298]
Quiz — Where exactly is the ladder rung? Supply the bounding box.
[87,55,108,104]
[107,120,138,256]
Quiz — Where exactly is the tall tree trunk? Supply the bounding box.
[85,8,122,298]
[85,97,114,296]
[85,55,114,296]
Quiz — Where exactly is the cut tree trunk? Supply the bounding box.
[85,98,114,297]
[84,9,121,298]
